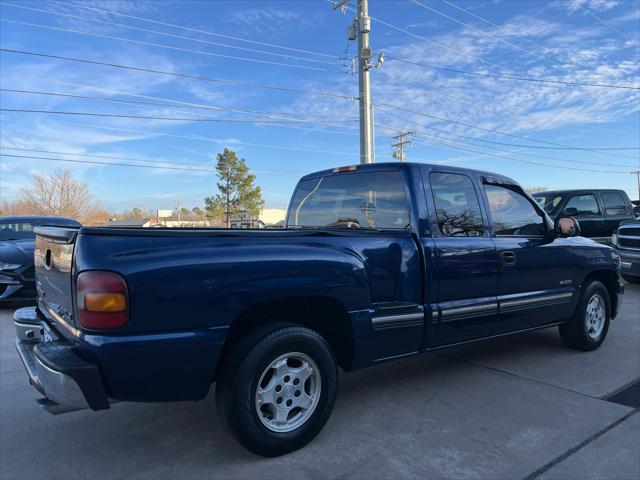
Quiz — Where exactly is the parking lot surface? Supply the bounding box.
[1,285,638,480]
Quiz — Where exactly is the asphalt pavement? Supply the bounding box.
[1,284,638,480]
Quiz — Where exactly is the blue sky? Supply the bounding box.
[1,0,639,212]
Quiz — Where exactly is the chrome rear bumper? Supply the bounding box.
[14,307,110,414]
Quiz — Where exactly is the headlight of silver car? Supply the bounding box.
[0,262,21,271]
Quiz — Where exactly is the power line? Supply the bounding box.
[1,2,337,66]
[0,49,356,100]
[374,106,639,158]
[49,120,362,157]
[336,0,638,89]
[0,19,333,72]
[333,0,516,74]
[386,56,640,90]
[0,108,357,125]
[376,114,636,169]
[0,108,355,125]
[414,129,635,169]
[578,5,632,41]
[0,146,212,168]
[406,137,628,174]
[0,152,219,172]
[409,0,562,67]
[375,102,640,160]
[0,146,306,176]
[438,0,557,55]
[0,88,355,122]
[47,0,338,59]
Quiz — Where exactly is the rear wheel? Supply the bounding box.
[622,274,640,284]
[215,325,337,457]
[559,280,611,351]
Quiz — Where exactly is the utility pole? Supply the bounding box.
[391,131,415,162]
[632,170,640,201]
[357,0,373,164]
[333,0,383,164]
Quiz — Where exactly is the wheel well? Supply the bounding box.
[582,270,620,316]
[217,296,353,377]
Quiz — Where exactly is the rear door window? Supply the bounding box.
[287,171,410,229]
[564,194,601,215]
[600,191,629,215]
[429,172,485,237]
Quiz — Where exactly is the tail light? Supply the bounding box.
[77,271,129,329]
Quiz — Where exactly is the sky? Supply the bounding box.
[1,0,639,213]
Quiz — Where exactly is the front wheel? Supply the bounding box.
[559,280,611,351]
[215,325,338,457]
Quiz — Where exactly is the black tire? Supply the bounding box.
[215,324,338,457]
[622,274,640,284]
[559,280,611,351]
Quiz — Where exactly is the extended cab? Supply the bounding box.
[14,163,623,456]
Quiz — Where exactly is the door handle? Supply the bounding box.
[501,251,516,265]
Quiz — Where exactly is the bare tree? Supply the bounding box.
[1,169,110,225]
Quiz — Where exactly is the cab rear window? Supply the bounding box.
[287,171,410,229]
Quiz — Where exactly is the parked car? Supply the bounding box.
[532,189,635,238]
[15,163,623,456]
[612,219,640,283]
[0,216,81,302]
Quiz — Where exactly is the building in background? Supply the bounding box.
[229,211,265,229]
[260,208,286,227]
[104,219,157,228]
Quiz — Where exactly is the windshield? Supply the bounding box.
[533,193,564,215]
[0,221,36,241]
[287,171,410,229]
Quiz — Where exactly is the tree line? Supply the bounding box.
[0,148,265,227]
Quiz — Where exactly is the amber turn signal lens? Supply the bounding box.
[83,293,126,312]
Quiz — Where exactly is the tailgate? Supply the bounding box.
[34,226,79,340]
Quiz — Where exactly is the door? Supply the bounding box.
[561,193,607,237]
[424,171,500,347]
[482,183,577,334]
[599,191,632,236]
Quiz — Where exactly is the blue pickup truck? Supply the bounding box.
[15,162,623,456]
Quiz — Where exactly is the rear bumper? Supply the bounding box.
[14,307,110,412]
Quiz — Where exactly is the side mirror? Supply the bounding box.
[555,216,581,238]
[562,207,579,216]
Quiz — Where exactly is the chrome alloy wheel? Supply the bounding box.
[254,352,321,433]
[585,293,605,341]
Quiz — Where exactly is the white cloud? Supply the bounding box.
[227,7,325,36]
[566,0,621,14]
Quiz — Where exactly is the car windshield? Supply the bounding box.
[0,221,37,241]
[533,193,564,215]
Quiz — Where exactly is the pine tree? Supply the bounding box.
[204,148,265,227]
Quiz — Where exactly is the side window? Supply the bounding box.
[287,171,410,229]
[429,173,485,237]
[600,192,629,215]
[564,194,601,216]
[484,184,545,236]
